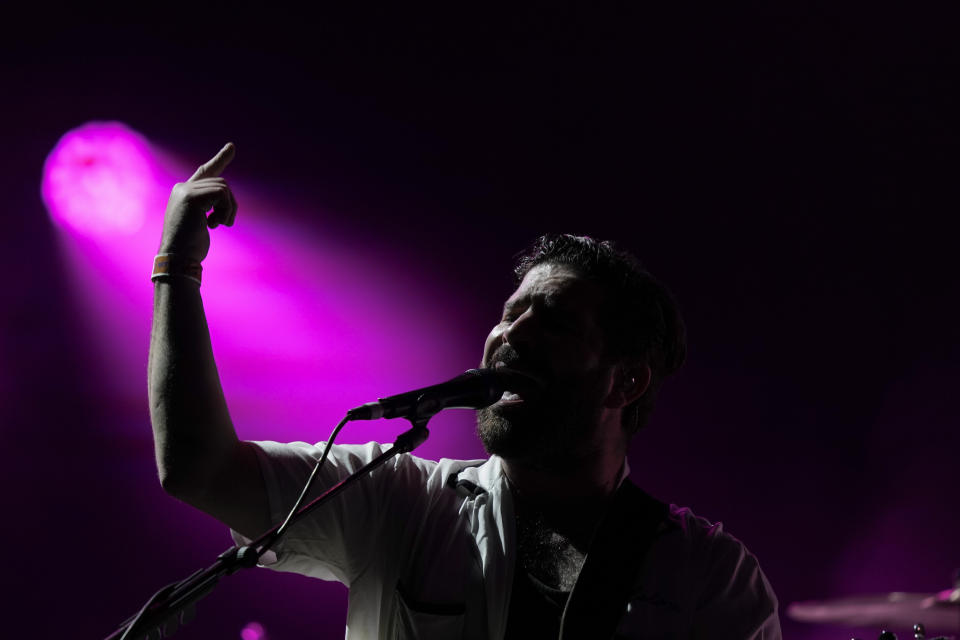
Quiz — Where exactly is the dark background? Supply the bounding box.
[2,4,958,639]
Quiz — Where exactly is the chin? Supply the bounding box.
[476,407,538,458]
[477,396,606,469]
[476,405,568,464]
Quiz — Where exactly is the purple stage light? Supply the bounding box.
[44,125,483,463]
[240,621,266,640]
[42,121,165,236]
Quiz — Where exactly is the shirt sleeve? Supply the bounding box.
[229,439,435,587]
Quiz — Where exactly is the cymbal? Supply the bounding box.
[787,589,960,631]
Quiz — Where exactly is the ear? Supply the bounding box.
[604,362,652,409]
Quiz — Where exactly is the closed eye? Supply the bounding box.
[501,303,526,323]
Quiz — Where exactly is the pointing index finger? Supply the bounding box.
[189,142,236,182]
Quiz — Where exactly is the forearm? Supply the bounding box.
[148,278,238,498]
[145,143,270,535]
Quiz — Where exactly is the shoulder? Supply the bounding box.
[251,439,481,471]
[656,504,781,638]
[662,504,733,554]
[658,504,774,595]
[249,439,498,500]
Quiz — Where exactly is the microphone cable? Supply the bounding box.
[257,414,352,558]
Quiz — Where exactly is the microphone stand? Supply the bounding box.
[104,418,431,640]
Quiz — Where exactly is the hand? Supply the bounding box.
[158,143,238,262]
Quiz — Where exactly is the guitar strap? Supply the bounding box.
[558,479,670,639]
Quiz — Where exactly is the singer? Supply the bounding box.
[148,144,781,639]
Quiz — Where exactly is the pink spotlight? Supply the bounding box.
[240,621,266,640]
[42,121,163,236]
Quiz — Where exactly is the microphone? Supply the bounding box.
[346,369,506,420]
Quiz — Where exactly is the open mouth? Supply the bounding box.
[496,390,526,406]
[491,364,545,407]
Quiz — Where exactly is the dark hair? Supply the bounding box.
[513,234,687,432]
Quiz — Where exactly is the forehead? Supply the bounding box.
[506,263,604,312]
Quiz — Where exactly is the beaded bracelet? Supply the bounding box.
[151,253,202,286]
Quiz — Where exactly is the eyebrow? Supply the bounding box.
[502,291,563,315]
[502,297,523,315]
[502,292,530,312]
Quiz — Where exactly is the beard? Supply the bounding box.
[476,344,610,470]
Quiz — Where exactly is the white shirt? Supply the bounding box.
[232,440,781,639]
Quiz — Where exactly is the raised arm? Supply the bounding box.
[148,143,270,539]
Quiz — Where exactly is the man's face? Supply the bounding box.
[477,263,618,467]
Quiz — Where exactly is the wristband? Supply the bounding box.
[151,253,202,286]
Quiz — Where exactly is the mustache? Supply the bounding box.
[488,343,520,368]
[488,343,541,373]
[486,344,549,382]
[481,344,548,401]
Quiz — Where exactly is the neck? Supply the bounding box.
[504,448,625,554]
[501,444,626,506]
